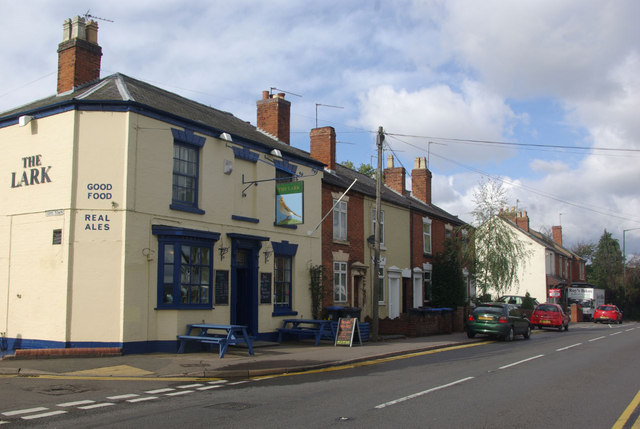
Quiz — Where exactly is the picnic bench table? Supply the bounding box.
[277,319,336,346]
[177,323,254,358]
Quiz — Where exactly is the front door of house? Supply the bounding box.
[388,274,400,319]
[230,237,263,336]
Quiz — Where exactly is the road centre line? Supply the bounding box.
[589,336,606,342]
[165,390,194,397]
[127,396,158,403]
[145,388,175,394]
[625,328,635,332]
[208,380,228,384]
[177,383,204,389]
[197,385,223,390]
[610,331,622,336]
[2,407,48,416]
[499,354,544,370]
[556,343,582,351]
[78,403,115,410]
[107,394,140,400]
[375,377,474,409]
[57,400,95,407]
[21,410,68,420]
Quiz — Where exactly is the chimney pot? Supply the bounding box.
[387,154,394,168]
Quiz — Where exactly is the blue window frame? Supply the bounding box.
[272,241,298,314]
[153,226,220,309]
[170,128,205,214]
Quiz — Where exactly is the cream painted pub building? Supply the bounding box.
[0,17,323,354]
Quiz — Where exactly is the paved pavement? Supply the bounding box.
[0,332,479,379]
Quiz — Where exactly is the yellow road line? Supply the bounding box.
[253,340,492,380]
[612,389,640,429]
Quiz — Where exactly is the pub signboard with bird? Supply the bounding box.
[276,181,304,225]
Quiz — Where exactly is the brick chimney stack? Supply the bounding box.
[384,155,406,195]
[57,16,102,94]
[257,91,291,145]
[552,225,563,246]
[309,127,336,171]
[516,210,530,232]
[411,157,432,205]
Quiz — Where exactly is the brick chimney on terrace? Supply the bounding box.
[57,16,102,94]
[383,155,406,195]
[411,157,432,205]
[257,91,291,145]
[500,207,530,232]
[516,210,530,232]
[309,126,336,171]
[552,225,563,246]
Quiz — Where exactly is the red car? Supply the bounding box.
[531,303,569,331]
[593,304,623,324]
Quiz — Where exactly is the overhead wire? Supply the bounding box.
[385,134,640,225]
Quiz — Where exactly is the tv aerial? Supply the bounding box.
[83,10,114,23]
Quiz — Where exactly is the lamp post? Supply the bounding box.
[623,227,640,286]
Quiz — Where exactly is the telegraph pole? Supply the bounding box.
[371,126,384,341]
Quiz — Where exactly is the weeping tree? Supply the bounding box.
[466,178,532,298]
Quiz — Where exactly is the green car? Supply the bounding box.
[466,303,531,341]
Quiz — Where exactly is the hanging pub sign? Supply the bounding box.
[334,317,362,347]
[275,181,303,225]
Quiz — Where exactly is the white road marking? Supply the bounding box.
[145,388,175,394]
[610,331,622,336]
[625,328,635,332]
[375,377,475,409]
[197,385,223,391]
[589,336,606,342]
[21,410,67,420]
[3,407,49,416]
[165,390,194,397]
[127,396,158,403]
[57,400,95,407]
[208,380,228,384]
[78,403,115,410]
[557,343,582,351]
[228,381,248,385]
[499,354,544,370]
[107,394,140,400]
[177,383,204,389]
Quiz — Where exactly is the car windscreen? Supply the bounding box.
[474,306,503,315]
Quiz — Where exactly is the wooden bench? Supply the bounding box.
[277,319,335,346]
[177,324,254,358]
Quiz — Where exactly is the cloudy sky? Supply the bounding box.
[2,0,639,258]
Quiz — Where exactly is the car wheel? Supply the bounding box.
[565,323,569,331]
[467,330,476,339]
[557,324,563,332]
[504,327,514,342]
[523,325,531,339]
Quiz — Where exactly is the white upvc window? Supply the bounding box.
[545,251,555,275]
[372,209,385,245]
[333,261,348,303]
[333,199,347,241]
[423,217,432,254]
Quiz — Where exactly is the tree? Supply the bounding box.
[342,161,376,178]
[431,239,466,308]
[590,230,624,305]
[571,240,597,279]
[466,178,532,298]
